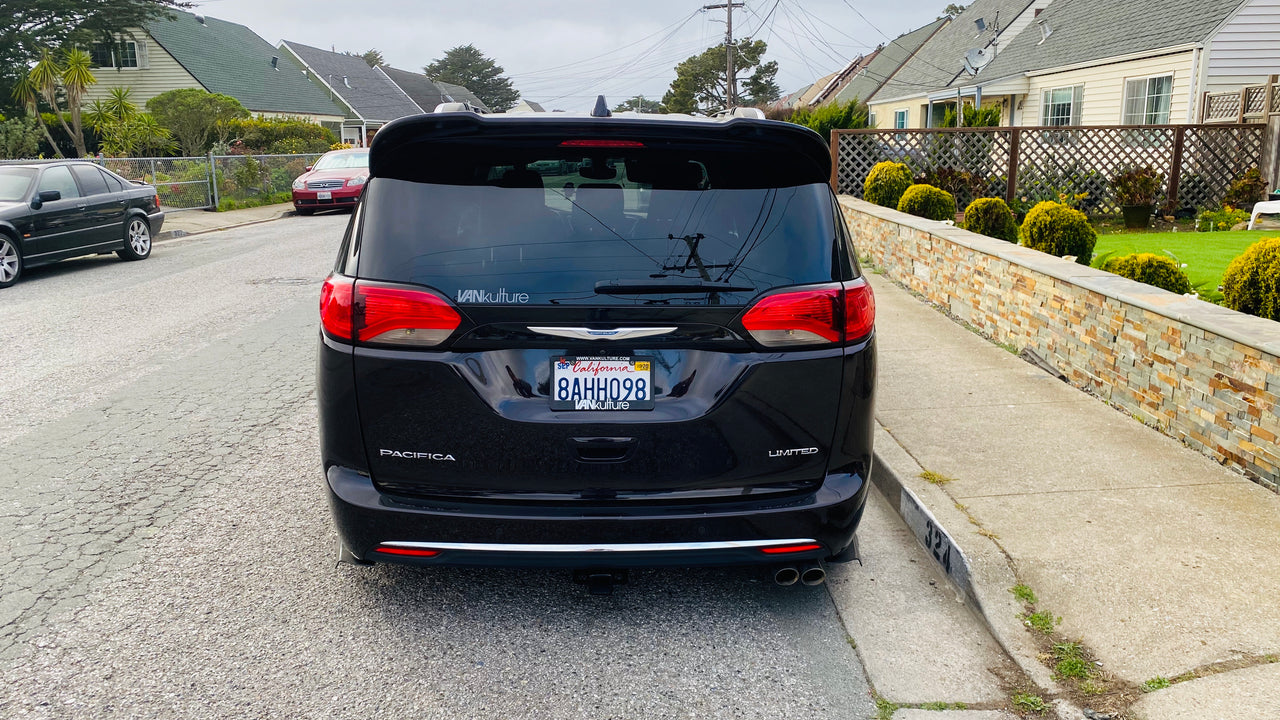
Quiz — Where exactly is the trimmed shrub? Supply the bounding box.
[1101,253,1192,295]
[864,161,913,209]
[897,184,957,221]
[1222,237,1280,320]
[1020,201,1097,265]
[1222,167,1268,210]
[963,197,1018,242]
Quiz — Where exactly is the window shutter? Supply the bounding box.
[139,39,149,69]
[1070,86,1083,125]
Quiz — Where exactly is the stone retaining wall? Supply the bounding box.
[839,196,1280,491]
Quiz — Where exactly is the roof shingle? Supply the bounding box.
[282,41,425,122]
[145,10,346,117]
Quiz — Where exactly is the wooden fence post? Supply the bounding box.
[1167,125,1186,211]
[1006,128,1021,204]
[1200,91,1209,123]
[830,130,841,193]
[1238,87,1249,123]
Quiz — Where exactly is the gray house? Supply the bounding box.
[279,41,425,146]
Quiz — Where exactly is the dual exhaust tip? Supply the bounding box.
[774,563,826,586]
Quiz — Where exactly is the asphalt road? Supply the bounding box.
[0,213,884,719]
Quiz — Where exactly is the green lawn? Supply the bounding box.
[1092,230,1277,302]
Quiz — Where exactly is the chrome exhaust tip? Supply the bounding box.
[800,564,826,586]
[774,566,800,586]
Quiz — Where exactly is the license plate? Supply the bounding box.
[550,356,655,411]
[317,191,332,200]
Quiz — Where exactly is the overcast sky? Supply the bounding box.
[191,0,949,109]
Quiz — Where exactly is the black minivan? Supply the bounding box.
[318,106,875,581]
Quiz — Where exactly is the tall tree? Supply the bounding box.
[612,95,662,114]
[939,3,967,19]
[661,40,780,115]
[146,88,248,156]
[424,45,519,112]
[19,47,96,156]
[359,49,384,68]
[0,1,188,113]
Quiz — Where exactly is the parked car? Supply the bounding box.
[317,105,876,589]
[0,162,164,289]
[291,149,369,215]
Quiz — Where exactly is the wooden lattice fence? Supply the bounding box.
[831,124,1265,215]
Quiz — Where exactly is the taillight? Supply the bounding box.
[845,277,876,342]
[355,281,460,346]
[319,276,461,347]
[760,543,824,555]
[375,547,441,558]
[741,280,875,348]
[320,274,355,340]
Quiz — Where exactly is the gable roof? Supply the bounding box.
[873,0,1037,102]
[379,66,449,111]
[835,18,948,105]
[144,10,346,117]
[512,99,546,112]
[958,0,1246,85]
[281,41,424,122]
[435,81,491,112]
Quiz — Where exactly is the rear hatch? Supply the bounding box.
[336,115,871,501]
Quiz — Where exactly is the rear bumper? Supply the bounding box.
[293,188,360,208]
[325,465,868,568]
[147,210,165,235]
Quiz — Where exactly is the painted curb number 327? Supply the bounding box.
[924,519,953,574]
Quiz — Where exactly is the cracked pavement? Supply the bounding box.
[0,214,895,719]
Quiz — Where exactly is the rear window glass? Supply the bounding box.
[357,152,840,306]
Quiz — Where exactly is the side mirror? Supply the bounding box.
[31,189,61,208]
[305,166,313,172]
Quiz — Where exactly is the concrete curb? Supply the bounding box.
[154,209,295,244]
[870,423,1071,709]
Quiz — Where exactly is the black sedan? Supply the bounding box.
[0,162,165,288]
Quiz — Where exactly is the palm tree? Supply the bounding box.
[10,73,64,158]
[27,48,95,157]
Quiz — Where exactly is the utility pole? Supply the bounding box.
[703,1,745,109]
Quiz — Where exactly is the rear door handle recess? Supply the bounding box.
[571,437,636,463]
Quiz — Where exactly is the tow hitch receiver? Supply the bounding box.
[573,569,629,595]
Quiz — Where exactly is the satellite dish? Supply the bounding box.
[963,47,995,76]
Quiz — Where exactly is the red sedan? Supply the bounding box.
[292,149,369,215]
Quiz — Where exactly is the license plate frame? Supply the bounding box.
[316,191,332,200]
[550,356,655,411]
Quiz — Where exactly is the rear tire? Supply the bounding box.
[117,216,152,261]
[0,235,21,288]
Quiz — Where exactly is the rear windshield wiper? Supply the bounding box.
[594,278,755,295]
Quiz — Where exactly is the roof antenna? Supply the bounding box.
[591,95,612,118]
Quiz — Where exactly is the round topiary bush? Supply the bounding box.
[864,161,913,209]
[1101,253,1192,295]
[897,184,957,221]
[1222,236,1280,320]
[963,197,1018,242]
[1020,201,1097,265]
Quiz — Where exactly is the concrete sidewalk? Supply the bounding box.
[155,203,298,241]
[866,273,1280,719]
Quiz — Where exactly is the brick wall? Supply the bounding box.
[839,196,1280,492]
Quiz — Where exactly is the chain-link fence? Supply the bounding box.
[211,153,324,209]
[0,152,327,212]
[103,156,213,211]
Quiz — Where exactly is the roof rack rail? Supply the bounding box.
[433,101,485,114]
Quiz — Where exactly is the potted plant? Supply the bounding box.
[1111,166,1163,229]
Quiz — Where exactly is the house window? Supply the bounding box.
[1123,75,1173,125]
[89,41,138,69]
[868,112,877,127]
[1040,86,1082,126]
[894,109,908,129]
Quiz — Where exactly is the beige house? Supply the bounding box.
[82,9,346,129]
[867,0,1280,128]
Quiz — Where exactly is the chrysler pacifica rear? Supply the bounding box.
[318,106,876,575]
